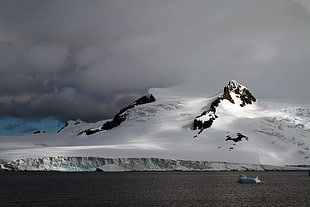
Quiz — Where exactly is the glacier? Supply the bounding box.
[1,157,308,172]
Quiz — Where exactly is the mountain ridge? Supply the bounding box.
[0,80,309,169]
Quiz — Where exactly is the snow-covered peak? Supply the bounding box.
[223,80,256,107]
[227,80,245,91]
[194,80,257,135]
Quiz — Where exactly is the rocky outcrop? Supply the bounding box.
[193,80,256,136]
[80,94,156,135]
[226,133,249,142]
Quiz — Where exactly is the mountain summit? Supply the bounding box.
[193,80,256,135]
[223,80,256,107]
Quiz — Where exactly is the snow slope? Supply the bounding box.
[0,80,309,171]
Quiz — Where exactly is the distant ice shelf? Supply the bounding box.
[0,157,308,172]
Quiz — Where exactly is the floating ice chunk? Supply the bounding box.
[237,175,261,183]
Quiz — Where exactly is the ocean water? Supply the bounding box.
[0,171,309,206]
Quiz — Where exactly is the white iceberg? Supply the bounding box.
[237,175,261,183]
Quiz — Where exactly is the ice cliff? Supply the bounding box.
[0,157,307,172]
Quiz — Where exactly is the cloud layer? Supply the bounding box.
[0,0,310,121]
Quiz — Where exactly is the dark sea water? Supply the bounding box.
[0,171,309,207]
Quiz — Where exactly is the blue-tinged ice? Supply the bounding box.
[237,175,261,183]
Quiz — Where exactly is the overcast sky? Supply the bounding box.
[0,0,310,124]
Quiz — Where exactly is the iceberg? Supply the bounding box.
[237,175,261,183]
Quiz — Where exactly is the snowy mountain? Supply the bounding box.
[193,80,256,136]
[1,80,309,171]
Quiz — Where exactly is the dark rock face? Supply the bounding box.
[79,128,101,136]
[193,97,222,135]
[33,130,46,134]
[193,106,218,135]
[223,86,234,104]
[226,133,249,142]
[193,80,256,136]
[80,94,156,135]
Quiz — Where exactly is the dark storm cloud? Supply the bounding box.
[0,0,310,122]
